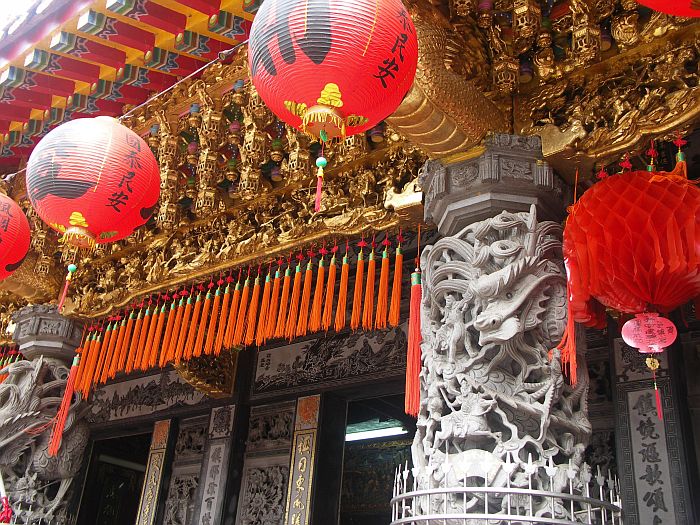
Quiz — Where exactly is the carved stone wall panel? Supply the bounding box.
[87,371,206,425]
[253,324,407,400]
[613,339,692,525]
[194,405,236,525]
[247,402,295,455]
[236,456,291,525]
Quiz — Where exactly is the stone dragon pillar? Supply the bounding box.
[0,305,88,525]
[391,135,621,523]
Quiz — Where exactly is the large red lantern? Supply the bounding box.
[248,0,418,141]
[0,194,30,281]
[25,117,160,249]
[557,155,700,387]
[637,0,700,17]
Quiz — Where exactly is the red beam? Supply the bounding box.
[106,0,187,35]
[50,31,127,70]
[0,88,53,110]
[0,67,76,98]
[77,10,156,54]
[24,49,101,84]
[0,105,33,123]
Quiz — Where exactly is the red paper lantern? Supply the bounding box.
[564,161,700,326]
[0,194,30,281]
[25,117,160,249]
[637,0,700,17]
[249,0,418,141]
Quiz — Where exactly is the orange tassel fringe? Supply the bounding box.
[266,264,283,341]
[233,274,251,348]
[285,261,303,341]
[389,243,403,327]
[256,269,273,347]
[362,247,376,330]
[322,251,337,332]
[309,254,326,333]
[175,295,194,364]
[214,283,232,355]
[375,246,390,330]
[275,264,292,339]
[184,292,203,360]
[193,289,213,357]
[224,277,242,349]
[245,274,262,347]
[296,258,314,337]
[335,254,350,332]
[159,299,178,366]
[204,285,222,356]
[350,249,365,330]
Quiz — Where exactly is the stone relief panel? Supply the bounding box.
[237,460,290,525]
[253,325,407,398]
[247,402,295,455]
[163,469,199,525]
[87,370,205,424]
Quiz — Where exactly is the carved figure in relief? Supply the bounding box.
[414,205,590,519]
[0,358,89,524]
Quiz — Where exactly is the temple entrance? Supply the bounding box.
[76,432,152,525]
[340,394,415,525]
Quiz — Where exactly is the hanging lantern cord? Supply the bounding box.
[57,264,78,313]
[315,133,328,213]
[646,355,663,421]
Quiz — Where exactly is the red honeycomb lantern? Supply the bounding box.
[564,160,700,325]
[25,117,160,249]
[0,193,30,281]
[249,0,418,141]
[637,0,700,17]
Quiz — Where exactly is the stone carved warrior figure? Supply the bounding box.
[0,357,89,524]
[413,205,591,520]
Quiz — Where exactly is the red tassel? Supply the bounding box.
[256,269,273,346]
[48,354,80,456]
[362,246,376,330]
[405,268,422,417]
[555,281,578,385]
[194,288,214,357]
[275,264,292,339]
[285,261,303,341]
[245,273,262,347]
[215,283,232,355]
[322,250,337,332]
[175,295,194,364]
[224,277,242,349]
[315,167,324,212]
[0,496,12,523]
[204,284,223,355]
[159,299,179,366]
[296,258,315,337]
[334,254,350,332]
[233,274,251,348]
[389,243,404,327]
[184,292,204,359]
[266,265,283,341]
[309,253,326,333]
[375,246,390,329]
[350,249,365,330]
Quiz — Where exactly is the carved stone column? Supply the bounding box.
[135,419,175,525]
[399,135,611,521]
[0,305,87,524]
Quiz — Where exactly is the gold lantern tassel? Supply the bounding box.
[334,244,351,332]
[389,233,404,327]
[214,278,233,355]
[309,248,327,333]
[322,246,338,332]
[296,252,315,337]
[245,270,262,347]
[256,264,273,347]
[159,297,179,367]
[362,239,377,330]
[193,284,214,357]
[184,289,204,360]
[232,271,251,348]
[285,256,304,341]
[266,261,284,341]
[350,239,367,330]
[275,259,293,339]
[375,238,391,330]
[223,271,243,349]
[175,291,194,364]
[204,280,224,356]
